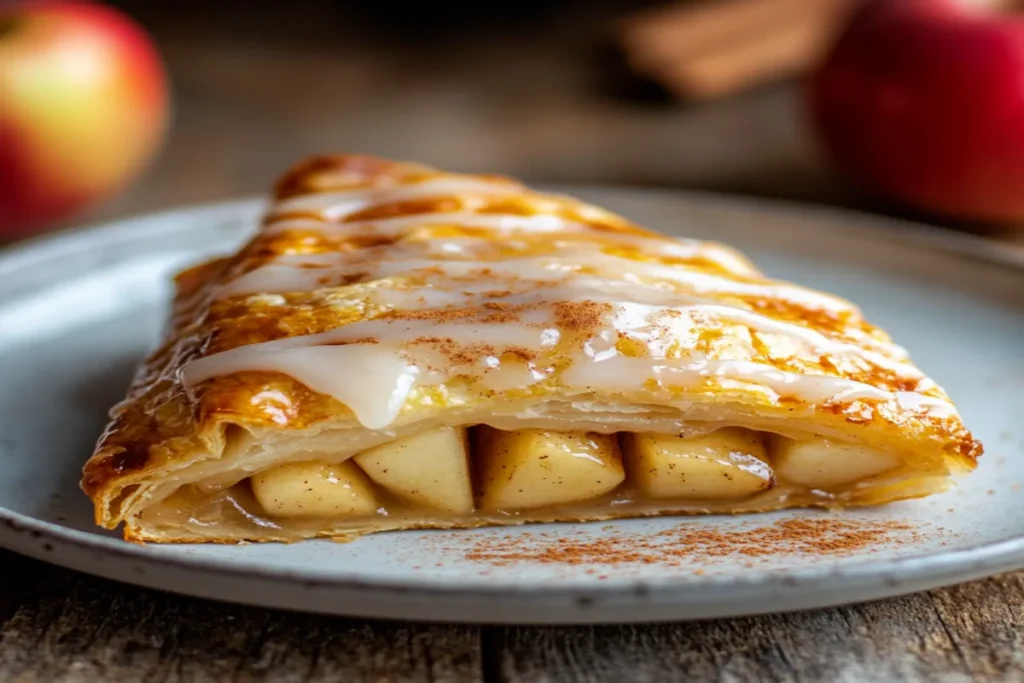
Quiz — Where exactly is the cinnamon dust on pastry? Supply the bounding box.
[384,302,533,325]
[480,302,524,324]
[457,518,921,568]
[407,336,540,369]
[553,300,611,334]
[503,346,538,363]
[384,307,481,323]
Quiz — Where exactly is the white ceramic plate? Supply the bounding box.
[1,189,1022,624]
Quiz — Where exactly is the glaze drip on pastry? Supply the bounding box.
[182,171,948,430]
[82,154,982,543]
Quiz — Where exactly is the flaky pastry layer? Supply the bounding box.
[82,155,981,543]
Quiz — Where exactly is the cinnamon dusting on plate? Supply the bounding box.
[457,518,921,568]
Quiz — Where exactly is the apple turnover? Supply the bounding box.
[82,154,982,543]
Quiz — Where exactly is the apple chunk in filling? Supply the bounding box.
[623,428,774,500]
[250,460,378,519]
[473,427,626,511]
[770,435,901,490]
[355,427,474,514]
[243,424,907,524]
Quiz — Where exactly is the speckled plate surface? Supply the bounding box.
[1,189,1022,624]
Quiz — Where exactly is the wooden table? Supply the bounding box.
[4,4,1022,680]
[0,552,1020,681]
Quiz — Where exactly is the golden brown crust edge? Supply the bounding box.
[81,154,983,537]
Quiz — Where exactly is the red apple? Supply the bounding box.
[0,1,168,238]
[809,0,1024,223]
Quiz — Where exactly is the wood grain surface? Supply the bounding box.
[0,550,1021,681]
[4,4,1022,681]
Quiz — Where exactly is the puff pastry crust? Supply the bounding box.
[82,155,981,543]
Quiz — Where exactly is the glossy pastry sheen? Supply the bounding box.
[82,155,982,543]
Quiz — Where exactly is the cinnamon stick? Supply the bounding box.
[618,0,858,100]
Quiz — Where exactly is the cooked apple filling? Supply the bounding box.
[231,426,909,528]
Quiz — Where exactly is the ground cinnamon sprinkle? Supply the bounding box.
[410,336,488,366]
[480,303,527,324]
[553,300,611,334]
[384,303,531,325]
[457,517,920,568]
[383,307,479,323]
[409,336,537,367]
[446,342,498,366]
[503,346,538,363]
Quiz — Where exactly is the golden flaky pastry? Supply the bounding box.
[82,155,981,543]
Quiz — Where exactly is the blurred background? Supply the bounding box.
[4,0,1024,249]
[96,0,843,206]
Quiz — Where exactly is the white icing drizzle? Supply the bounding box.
[222,247,733,296]
[264,211,591,236]
[218,254,567,299]
[562,355,954,416]
[560,355,889,403]
[181,317,564,427]
[628,263,850,313]
[184,316,558,362]
[220,241,897,361]
[271,177,522,221]
[217,242,873,346]
[184,297,946,429]
[217,251,702,301]
[204,346,421,430]
[259,221,759,279]
[376,280,720,313]
[179,171,956,429]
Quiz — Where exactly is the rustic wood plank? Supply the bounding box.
[487,573,1024,683]
[4,544,1018,682]
[0,551,482,683]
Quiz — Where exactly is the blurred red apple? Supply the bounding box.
[809,0,1024,223]
[0,1,168,238]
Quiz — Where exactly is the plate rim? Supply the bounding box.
[1,188,1022,621]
